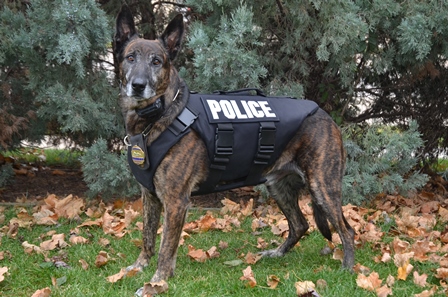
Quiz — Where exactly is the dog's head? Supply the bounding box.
[114,6,184,106]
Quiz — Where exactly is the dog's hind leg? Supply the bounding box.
[260,167,309,257]
[128,188,162,272]
[308,181,355,270]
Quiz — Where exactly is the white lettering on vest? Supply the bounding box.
[247,101,264,118]
[230,100,248,119]
[206,99,277,120]
[207,100,222,120]
[259,101,277,117]
[241,101,254,118]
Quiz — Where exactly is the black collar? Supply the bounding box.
[135,97,165,121]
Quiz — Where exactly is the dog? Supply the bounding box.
[114,5,354,295]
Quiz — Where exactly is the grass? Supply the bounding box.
[0,207,443,297]
[4,148,82,168]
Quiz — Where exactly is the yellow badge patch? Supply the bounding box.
[131,145,146,166]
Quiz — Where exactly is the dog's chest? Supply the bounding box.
[127,92,319,195]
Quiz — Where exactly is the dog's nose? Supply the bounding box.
[131,78,147,94]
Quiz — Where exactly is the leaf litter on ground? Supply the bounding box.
[1,190,448,296]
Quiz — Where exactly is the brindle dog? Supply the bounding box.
[114,5,354,295]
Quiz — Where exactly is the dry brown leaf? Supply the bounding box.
[435,267,448,280]
[54,194,85,219]
[69,235,89,245]
[413,271,428,287]
[376,285,392,297]
[143,280,169,296]
[22,241,45,255]
[332,248,344,262]
[245,252,262,264]
[353,263,371,275]
[438,207,448,223]
[356,272,382,291]
[79,259,89,270]
[392,237,410,254]
[30,287,51,297]
[240,266,257,288]
[33,209,58,225]
[0,267,8,282]
[218,240,229,249]
[198,214,217,232]
[295,280,316,295]
[256,237,268,249]
[206,246,220,259]
[6,222,19,238]
[386,275,395,287]
[414,286,438,297]
[106,268,127,283]
[95,251,109,268]
[240,199,254,216]
[40,233,68,251]
[397,262,414,281]
[187,245,208,262]
[220,198,240,215]
[267,274,280,289]
[98,238,110,247]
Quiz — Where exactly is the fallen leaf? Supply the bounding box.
[79,259,89,270]
[218,240,229,249]
[40,233,68,251]
[143,280,169,295]
[414,286,437,297]
[187,245,208,262]
[198,214,217,232]
[22,241,45,255]
[245,252,262,264]
[435,267,448,280]
[413,271,428,287]
[95,251,109,268]
[106,268,127,283]
[240,266,257,287]
[206,246,220,259]
[69,234,89,245]
[30,287,51,297]
[54,194,85,219]
[356,272,382,291]
[267,274,280,289]
[295,280,316,295]
[397,262,414,281]
[376,285,392,297]
[0,267,8,282]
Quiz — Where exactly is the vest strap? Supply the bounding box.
[201,123,234,192]
[245,121,277,185]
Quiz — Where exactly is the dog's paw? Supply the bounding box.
[259,249,284,258]
[126,264,144,274]
[134,287,143,297]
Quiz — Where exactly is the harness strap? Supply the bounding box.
[245,121,277,185]
[200,123,234,192]
[168,106,198,136]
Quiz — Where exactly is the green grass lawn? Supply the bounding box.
[0,204,444,297]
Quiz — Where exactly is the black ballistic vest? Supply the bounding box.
[127,90,319,195]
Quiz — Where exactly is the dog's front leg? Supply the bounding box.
[128,188,162,272]
[150,194,190,283]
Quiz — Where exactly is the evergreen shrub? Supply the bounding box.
[81,139,140,199]
[342,121,428,205]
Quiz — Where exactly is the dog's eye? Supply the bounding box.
[127,55,135,62]
[152,58,162,66]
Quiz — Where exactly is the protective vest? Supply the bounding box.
[127,89,319,195]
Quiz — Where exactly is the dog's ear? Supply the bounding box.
[114,5,138,60]
[159,14,184,61]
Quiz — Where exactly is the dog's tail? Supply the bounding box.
[311,202,332,241]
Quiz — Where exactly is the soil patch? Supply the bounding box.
[0,166,259,208]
